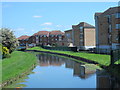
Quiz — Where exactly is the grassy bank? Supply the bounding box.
[2,51,37,83]
[27,47,111,66]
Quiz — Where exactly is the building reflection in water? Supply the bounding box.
[37,53,120,88]
[96,69,120,89]
[37,53,96,79]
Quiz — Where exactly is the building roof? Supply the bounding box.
[72,22,95,28]
[64,29,72,32]
[33,31,49,36]
[95,6,120,17]
[81,22,95,28]
[49,30,64,35]
[17,35,30,40]
[102,6,120,16]
[95,13,102,17]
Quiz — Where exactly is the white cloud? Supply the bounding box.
[15,28,25,31]
[42,27,51,31]
[33,15,42,18]
[41,22,53,26]
[31,30,35,32]
[56,25,62,27]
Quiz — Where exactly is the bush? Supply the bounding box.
[0,28,19,53]
[2,47,10,58]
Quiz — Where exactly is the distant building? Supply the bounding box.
[72,22,96,50]
[49,30,65,46]
[95,6,120,50]
[33,31,49,46]
[18,30,65,46]
[17,35,30,46]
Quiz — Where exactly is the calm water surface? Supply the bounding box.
[5,52,120,88]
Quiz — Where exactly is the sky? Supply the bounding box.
[1,2,119,38]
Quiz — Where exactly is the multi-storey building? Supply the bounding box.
[17,35,30,46]
[33,31,49,46]
[18,30,65,46]
[64,29,73,46]
[95,6,120,50]
[72,22,96,50]
[49,30,64,46]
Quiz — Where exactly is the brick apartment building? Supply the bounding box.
[64,22,96,50]
[49,31,64,46]
[18,30,64,46]
[64,22,95,50]
[64,29,73,46]
[33,31,49,46]
[95,6,120,50]
[17,35,30,46]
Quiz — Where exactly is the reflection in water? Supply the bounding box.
[4,52,120,88]
[96,69,120,89]
[37,53,96,79]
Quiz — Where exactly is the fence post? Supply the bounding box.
[110,50,114,65]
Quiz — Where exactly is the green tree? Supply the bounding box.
[0,28,18,53]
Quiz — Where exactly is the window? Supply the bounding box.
[107,15,111,23]
[80,39,83,42]
[56,35,58,37]
[115,13,120,18]
[116,24,120,29]
[51,35,54,37]
[59,38,62,41]
[40,35,43,37]
[44,35,46,37]
[66,34,70,38]
[80,33,83,38]
[116,35,120,41]
[80,27,83,32]
[80,27,83,29]
[109,24,112,32]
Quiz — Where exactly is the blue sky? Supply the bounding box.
[2,2,118,37]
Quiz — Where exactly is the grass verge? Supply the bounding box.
[2,51,37,83]
[27,47,111,66]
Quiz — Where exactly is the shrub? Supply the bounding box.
[2,46,10,58]
[0,28,19,53]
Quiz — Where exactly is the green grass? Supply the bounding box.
[2,51,37,83]
[27,47,111,66]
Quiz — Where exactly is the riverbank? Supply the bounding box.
[27,47,111,66]
[2,51,37,87]
[27,47,120,83]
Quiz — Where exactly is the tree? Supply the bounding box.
[0,28,19,53]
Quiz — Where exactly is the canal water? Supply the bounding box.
[4,52,120,88]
